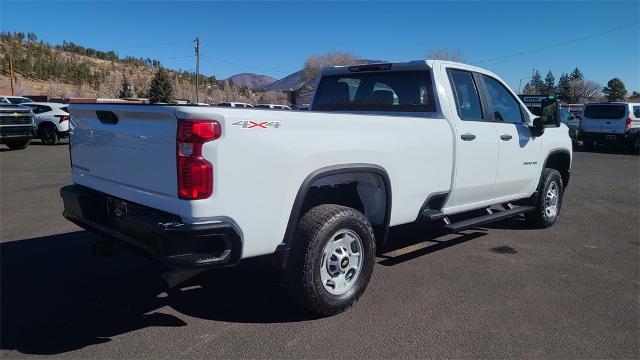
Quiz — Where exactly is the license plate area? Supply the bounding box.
[606,134,617,140]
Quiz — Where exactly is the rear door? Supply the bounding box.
[445,68,499,209]
[69,104,179,212]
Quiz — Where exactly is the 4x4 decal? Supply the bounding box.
[232,120,284,129]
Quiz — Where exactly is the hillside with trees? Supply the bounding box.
[0,31,287,104]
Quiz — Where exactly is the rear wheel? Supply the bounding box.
[524,168,564,228]
[630,136,640,154]
[39,123,59,145]
[285,204,376,316]
[5,138,31,150]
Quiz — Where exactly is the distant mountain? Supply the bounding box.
[226,73,276,89]
[261,70,305,91]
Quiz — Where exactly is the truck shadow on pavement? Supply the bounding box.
[1,224,488,355]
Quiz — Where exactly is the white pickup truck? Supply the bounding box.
[61,60,572,316]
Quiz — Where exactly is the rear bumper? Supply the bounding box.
[60,184,242,268]
[578,131,636,145]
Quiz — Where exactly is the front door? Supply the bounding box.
[481,75,541,200]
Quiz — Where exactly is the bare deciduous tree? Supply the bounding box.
[426,49,464,62]
[301,51,359,84]
[567,79,601,103]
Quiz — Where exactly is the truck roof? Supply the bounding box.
[321,59,499,79]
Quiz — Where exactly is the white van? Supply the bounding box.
[579,102,640,152]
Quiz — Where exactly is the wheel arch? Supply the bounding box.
[279,164,392,262]
[37,120,58,133]
[542,149,571,188]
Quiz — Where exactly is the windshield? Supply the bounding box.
[313,70,435,112]
[8,98,32,104]
[584,105,626,119]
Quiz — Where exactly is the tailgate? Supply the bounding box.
[69,104,179,212]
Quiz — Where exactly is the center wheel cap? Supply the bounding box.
[340,257,349,269]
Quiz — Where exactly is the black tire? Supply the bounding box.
[524,168,564,228]
[5,138,31,150]
[39,123,59,145]
[285,204,376,316]
[630,136,640,155]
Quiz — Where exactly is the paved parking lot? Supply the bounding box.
[1,141,638,359]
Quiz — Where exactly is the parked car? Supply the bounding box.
[0,96,34,105]
[0,103,35,150]
[21,102,70,144]
[61,60,572,316]
[559,106,579,142]
[215,102,253,108]
[578,102,640,152]
[254,104,292,110]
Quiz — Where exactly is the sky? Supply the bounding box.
[1,0,639,91]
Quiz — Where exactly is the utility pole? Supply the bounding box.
[194,37,200,103]
[9,52,15,96]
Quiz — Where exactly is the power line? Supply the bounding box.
[471,22,639,64]
[112,40,194,51]
[154,55,195,61]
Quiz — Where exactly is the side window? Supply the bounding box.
[448,69,483,121]
[482,75,523,124]
[633,106,640,118]
[27,105,43,114]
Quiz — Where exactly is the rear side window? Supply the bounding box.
[448,69,483,120]
[633,106,639,118]
[584,105,626,119]
[313,70,435,112]
[482,75,523,124]
[60,106,69,113]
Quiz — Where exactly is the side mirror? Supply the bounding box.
[531,117,545,136]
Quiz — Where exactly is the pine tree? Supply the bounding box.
[147,68,174,103]
[543,71,556,95]
[557,73,571,102]
[118,76,133,98]
[602,78,627,102]
[569,67,583,81]
[529,70,544,94]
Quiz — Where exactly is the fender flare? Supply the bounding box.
[276,163,392,263]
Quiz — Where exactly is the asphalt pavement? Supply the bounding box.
[1,141,638,359]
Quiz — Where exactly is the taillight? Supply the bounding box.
[56,114,70,123]
[625,117,632,132]
[177,120,221,200]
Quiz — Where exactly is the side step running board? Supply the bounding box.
[444,206,535,232]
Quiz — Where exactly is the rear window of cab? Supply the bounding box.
[584,105,626,119]
[313,70,436,112]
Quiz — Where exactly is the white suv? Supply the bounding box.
[579,102,640,153]
[21,102,70,145]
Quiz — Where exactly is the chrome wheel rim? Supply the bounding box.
[544,181,559,218]
[319,229,364,295]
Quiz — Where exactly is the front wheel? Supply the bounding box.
[285,204,376,316]
[524,168,564,228]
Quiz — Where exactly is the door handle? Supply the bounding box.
[460,133,476,141]
[500,134,513,141]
